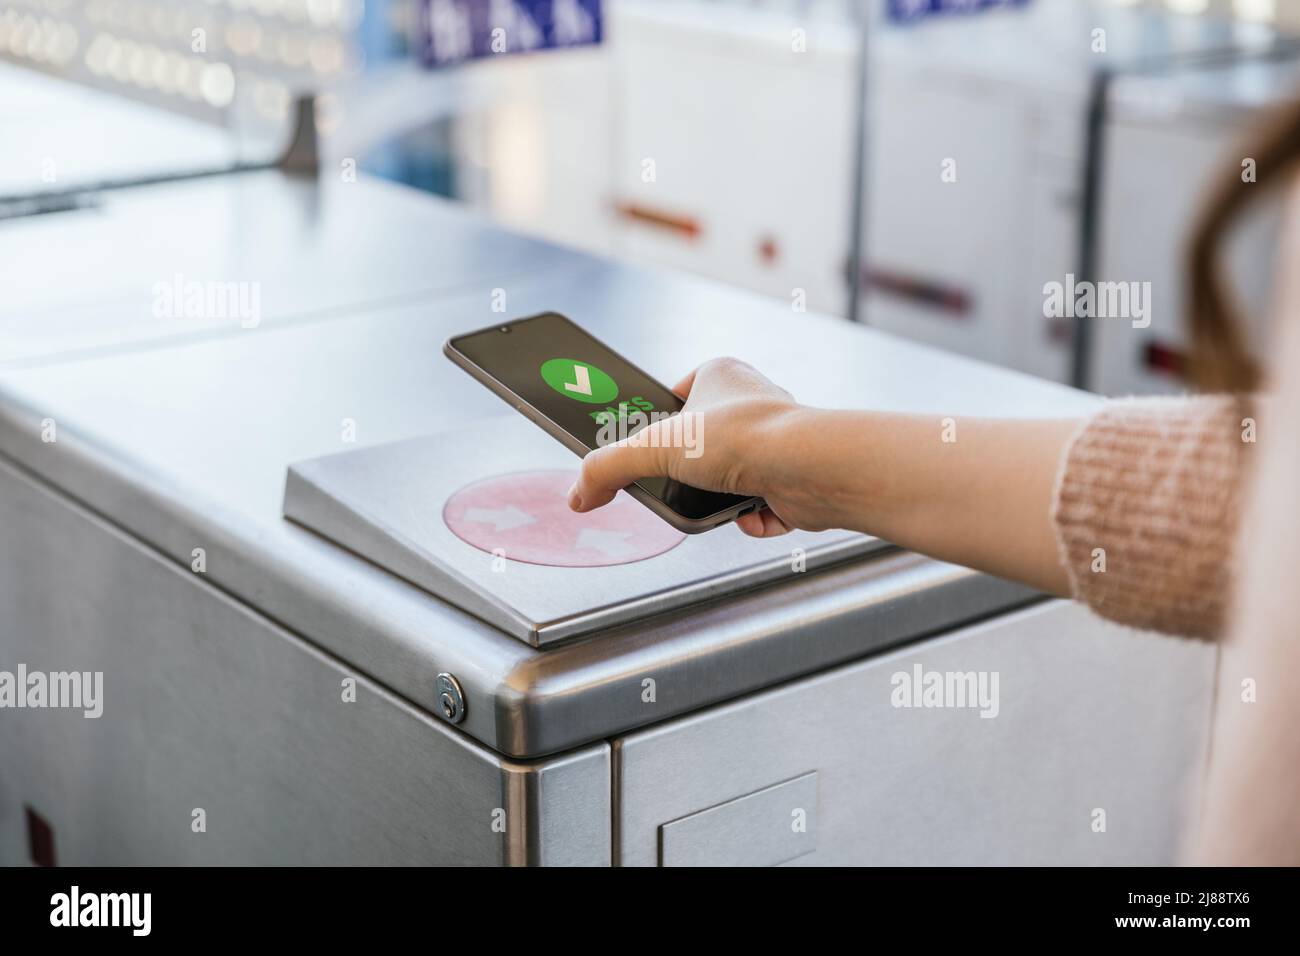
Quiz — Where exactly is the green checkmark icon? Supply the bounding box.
[540,358,619,404]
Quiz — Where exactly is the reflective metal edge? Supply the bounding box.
[500,744,613,866]
[0,397,1040,759]
[493,552,1041,756]
[534,534,890,644]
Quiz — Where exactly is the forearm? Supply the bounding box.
[575,358,1243,639]
[764,408,1079,596]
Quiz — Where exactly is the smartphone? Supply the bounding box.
[444,312,765,533]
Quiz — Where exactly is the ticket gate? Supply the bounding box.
[0,169,1214,865]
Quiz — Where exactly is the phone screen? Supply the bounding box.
[449,313,754,522]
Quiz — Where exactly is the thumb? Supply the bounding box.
[569,432,671,513]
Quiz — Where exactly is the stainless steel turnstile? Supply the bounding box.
[0,170,1214,865]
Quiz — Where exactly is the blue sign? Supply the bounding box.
[418,0,603,68]
[887,0,1030,24]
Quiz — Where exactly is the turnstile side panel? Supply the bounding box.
[515,748,614,866]
[658,772,819,867]
[0,459,610,866]
[615,601,1215,866]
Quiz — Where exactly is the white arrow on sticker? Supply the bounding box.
[575,527,636,558]
[463,505,537,532]
[564,364,593,396]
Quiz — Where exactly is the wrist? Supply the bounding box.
[756,403,837,493]
[760,406,889,532]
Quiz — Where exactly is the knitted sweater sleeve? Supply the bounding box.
[1050,395,1249,640]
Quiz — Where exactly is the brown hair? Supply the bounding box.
[1186,95,1300,393]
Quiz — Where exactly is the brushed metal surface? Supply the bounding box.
[615,602,1216,866]
[0,171,1101,758]
[0,170,586,371]
[0,379,1040,760]
[659,772,818,867]
[0,457,610,866]
[284,417,885,645]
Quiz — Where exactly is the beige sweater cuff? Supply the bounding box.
[1051,395,1248,640]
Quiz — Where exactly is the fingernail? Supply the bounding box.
[567,483,583,511]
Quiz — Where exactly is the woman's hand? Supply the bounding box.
[567,357,816,537]
[568,355,1080,597]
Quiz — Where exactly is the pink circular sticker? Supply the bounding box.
[443,470,686,568]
